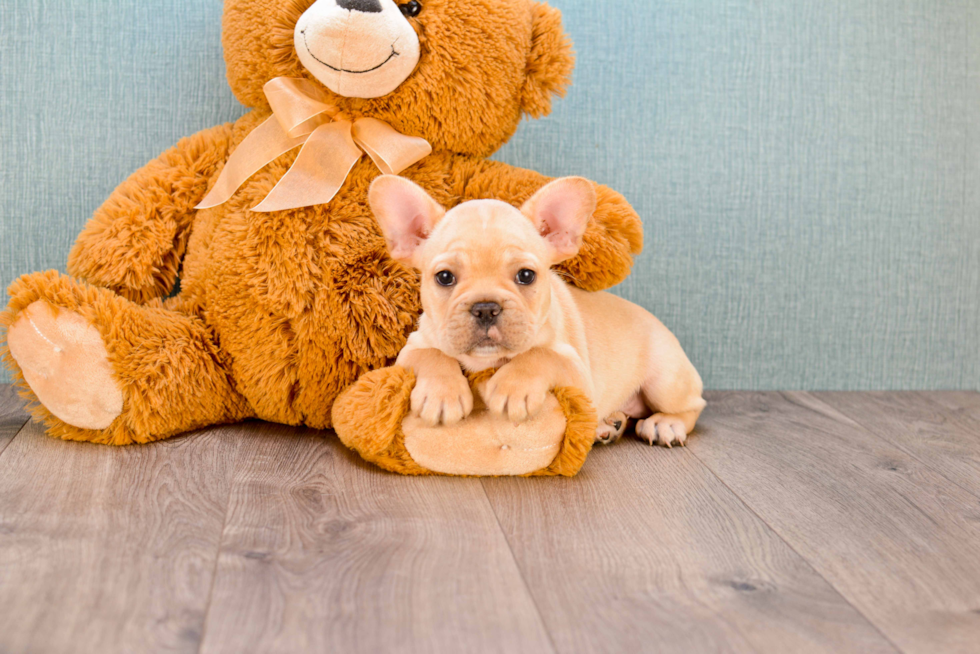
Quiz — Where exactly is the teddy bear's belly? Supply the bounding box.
[183,179,421,428]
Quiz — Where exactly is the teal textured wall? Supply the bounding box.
[1,0,977,390]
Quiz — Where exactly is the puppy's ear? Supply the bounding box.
[369,175,446,268]
[521,1,575,118]
[522,177,597,263]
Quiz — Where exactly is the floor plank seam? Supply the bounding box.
[478,479,561,654]
[194,431,242,654]
[0,420,32,461]
[685,445,908,654]
[805,392,980,503]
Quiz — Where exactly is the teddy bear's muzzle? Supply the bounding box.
[294,0,421,99]
[337,0,383,12]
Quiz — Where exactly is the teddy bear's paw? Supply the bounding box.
[403,395,568,477]
[7,301,123,430]
[595,411,628,445]
[411,370,474,427]
[637,413,689,448]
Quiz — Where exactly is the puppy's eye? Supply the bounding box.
[399,1,422,17]
[516,269,537,286]
[435,270,456,287]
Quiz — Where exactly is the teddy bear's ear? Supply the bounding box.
[521,1,576,119]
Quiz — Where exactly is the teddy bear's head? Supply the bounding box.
[223,0,574,158]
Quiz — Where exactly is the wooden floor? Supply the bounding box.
[1,387,979,653]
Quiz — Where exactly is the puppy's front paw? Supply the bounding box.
[484,367,551,423]
[637,414,689,448]
[411,373,474,427]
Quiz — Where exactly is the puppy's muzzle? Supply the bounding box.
[470,302,502,328]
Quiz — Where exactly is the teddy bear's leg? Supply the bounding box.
[2,271,253,445]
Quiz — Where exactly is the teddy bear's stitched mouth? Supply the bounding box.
[301,29,400,74]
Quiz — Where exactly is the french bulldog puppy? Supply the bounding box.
[369,175,706,446]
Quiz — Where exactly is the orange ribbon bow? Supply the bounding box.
[197,77,432,213]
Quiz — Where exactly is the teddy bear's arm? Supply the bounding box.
[67,123,236,304]
[454,159,644,292]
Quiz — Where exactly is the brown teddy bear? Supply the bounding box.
[1,0,643,461]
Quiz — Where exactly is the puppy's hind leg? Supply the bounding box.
[633,330,706,448]
[595,411,628,445]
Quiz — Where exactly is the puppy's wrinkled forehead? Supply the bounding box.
[423,200,545,265]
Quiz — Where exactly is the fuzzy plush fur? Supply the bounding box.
[1,0,642,449]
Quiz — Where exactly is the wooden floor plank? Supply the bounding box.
[482,440,899,654]
[0,422,242,654]
[690,392,980,654]
[0,385,30,456]
[818,392,980,499]
[4,390,977,652]
[923,390,980,420]
[198,424,555,654]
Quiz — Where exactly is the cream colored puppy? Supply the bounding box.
[369,175,706,447]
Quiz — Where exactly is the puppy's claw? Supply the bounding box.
[417,397,445,427]
[486,393,508,418]
[508,401,527,423]
[411,375,474,426]
[484,368,550,423]
[637,414,689,448]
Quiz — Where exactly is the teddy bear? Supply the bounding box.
[2,0,643,456]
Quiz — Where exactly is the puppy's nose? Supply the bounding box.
[336,0,383,12]
[470,302,502,328]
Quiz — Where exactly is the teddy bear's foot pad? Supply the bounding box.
[403,396,567,476]
[7,300,123,430]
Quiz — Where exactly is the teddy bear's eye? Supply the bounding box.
[399,1,422,18]
[435,270,456,287]
[516,269,537,286]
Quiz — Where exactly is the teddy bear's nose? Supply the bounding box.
[336,0,383,13]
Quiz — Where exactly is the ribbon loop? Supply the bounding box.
[252,121,363,213]
[353,118,433,176]
[196,77,432,213]
[196,117,307,210]
[264,77,337,138]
